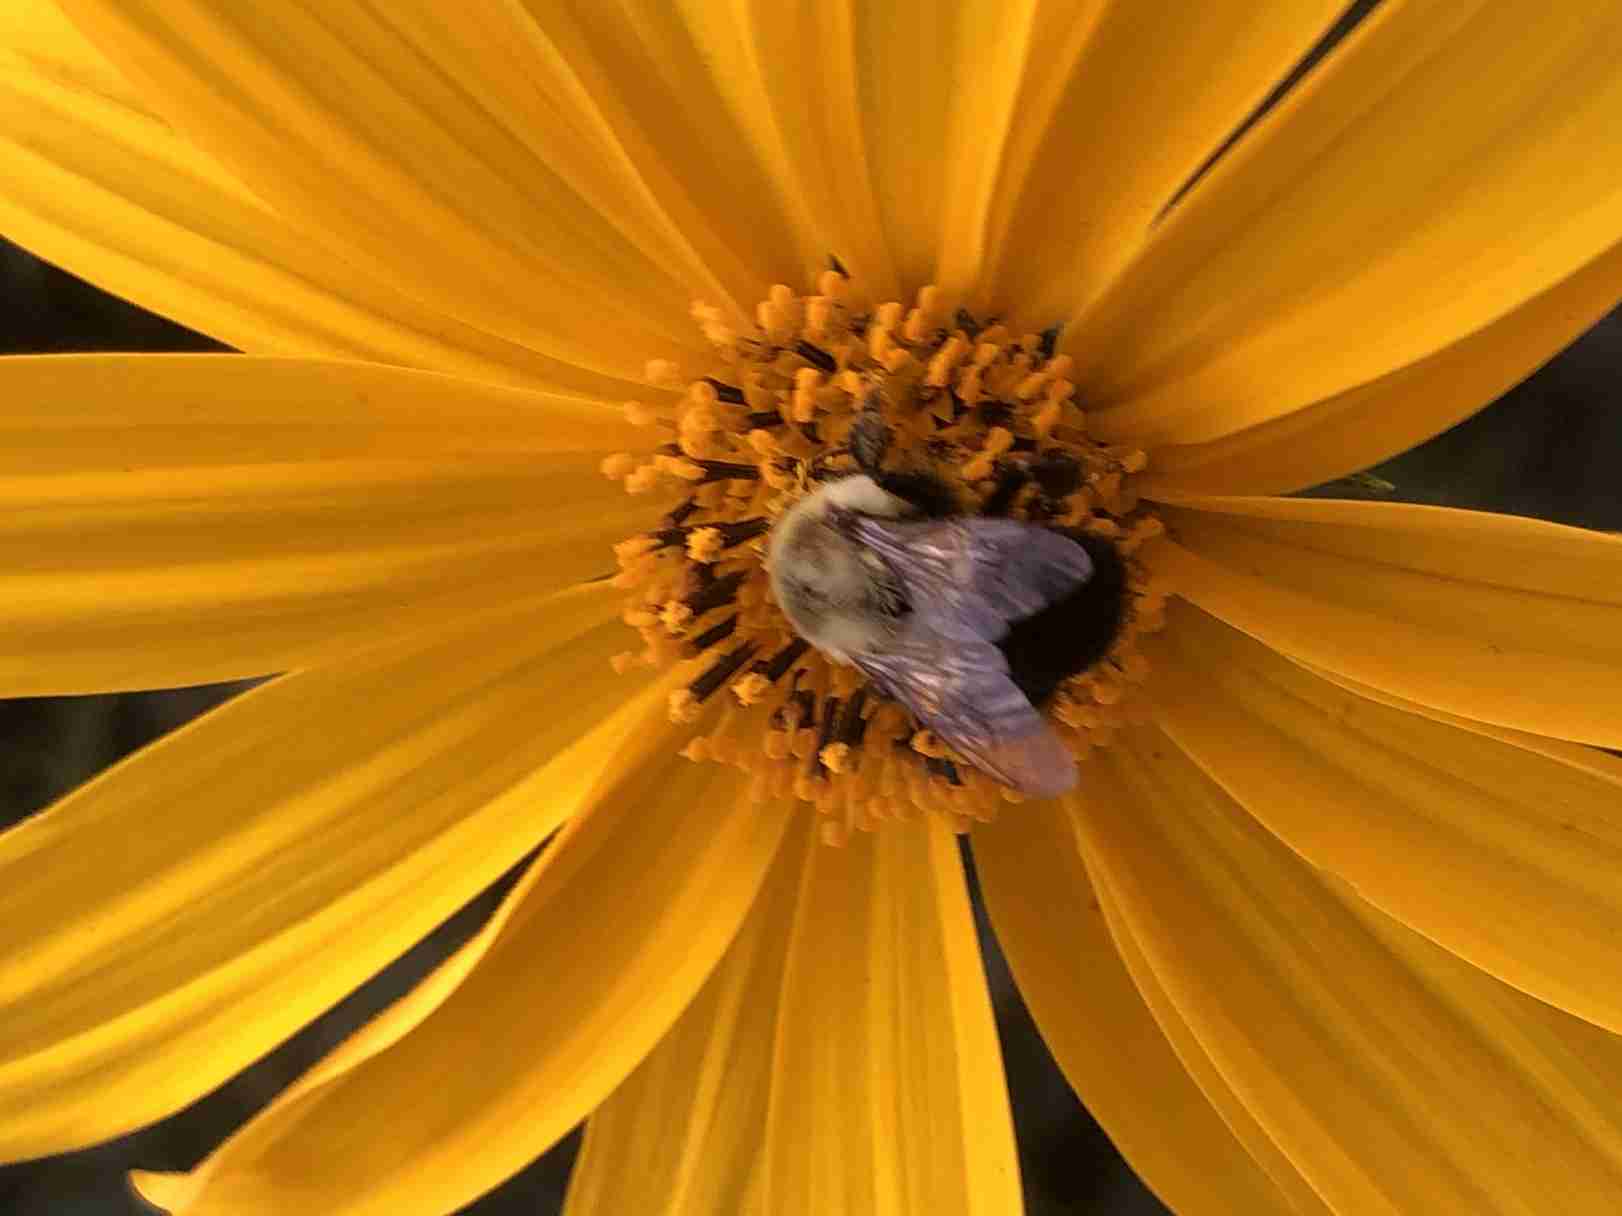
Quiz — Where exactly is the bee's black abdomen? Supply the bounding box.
[999,533,1127,708]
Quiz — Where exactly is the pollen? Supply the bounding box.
[604,272,1168,841]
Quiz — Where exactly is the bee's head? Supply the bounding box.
[767,477,904,659]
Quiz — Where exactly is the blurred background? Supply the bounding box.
[1,220,1619,1216]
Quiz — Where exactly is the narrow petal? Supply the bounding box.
[939,0,1343,324]
[0,581,658,1158]
[974,803,1313,1216]
[1299,660,1622,782]
[128,729,791,1216]
[1079,729,1622,1214]
[1137,238,1622,495]
[0,354,655,694]
[562,817,814,1216]
[0,0,140,103]
[738,0,900,300]
[762,818,1021,1216]
[857,0,1035,297]
[494,1,810,315]
[1088,871,1333,1216]
[0,34,636,395]
[1152,497,1622,745]
[1071,2,1622,450]
[135,807,563,1212]
[57,0,706,376]
[1148,603,1622,1035]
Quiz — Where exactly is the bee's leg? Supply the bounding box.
[850,395,891,478]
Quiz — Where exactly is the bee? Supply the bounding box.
[766,405,1122,797]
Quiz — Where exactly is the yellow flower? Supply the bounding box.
[3,1,1622,1213]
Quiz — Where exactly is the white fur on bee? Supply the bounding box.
[767,475,909,662]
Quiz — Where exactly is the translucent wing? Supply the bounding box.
[852,638,1079,797]
[846,516,1093,796]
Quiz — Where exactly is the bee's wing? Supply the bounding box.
[847,516,1093,642]
[846,515,1093,797]
[853,638,1077,797]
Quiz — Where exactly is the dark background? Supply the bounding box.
[2,210,1620,1216]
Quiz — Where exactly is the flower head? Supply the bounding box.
[3,2,1622,1214]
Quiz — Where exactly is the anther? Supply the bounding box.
[683,569,748,617]
[688,644,758,704]
[811,697,842,776]
[689,615,738,654]
[691,459,761,484]
[794,339,838,372]
[704,377,747,404]
[747,638,811,688]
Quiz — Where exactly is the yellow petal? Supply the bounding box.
[0,37,638,396]
[731,1,898,301]
[56,0,704,376]
[973,802,1313,1216]
[940,0,1343,323]
[0,354,657,694]
[1300,660,1622,783]
[0,581,656,1159]
[838,0,1049,298]
[492,1,809,316]
[1149,603,1622,1035]
[1153,496,1622,745]
[562,817,813,1216]
[1138,237,1622,495]
[1080,729,1622,1215]
[1089,872,1332,1216]
[1072,2,1622,450]
[133,733,791,1216]
[0,0,139,103]
[135,795,568,1212]
[762,817,1021,1216]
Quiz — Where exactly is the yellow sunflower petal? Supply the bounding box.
[1080,729,1622,1213]
[1154,496,1622,745]
[762,817,1020,1216]
[1089,870,1333,1216]
[845,0,1046,297]
[130,736,791,1216]
[940,0,1343,323]
[739,1,899,301]
[1138,238,1622,496]
[1300,660,1622,781]
[133,786,571,1213]
[973,801,1315,1216]
[561,817,813,1216]
[0,581,659,1160]
[487,2,808,316]
[0,354,655,695]
[0,0,138,102]
[1149,603,1622,1035]
[55,0,704,376]
[1072,2,1622,451]
[0,35,637,395]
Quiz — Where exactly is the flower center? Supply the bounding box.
[603,270,1166,844]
